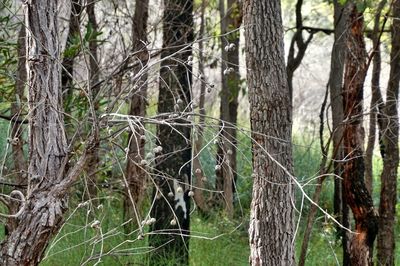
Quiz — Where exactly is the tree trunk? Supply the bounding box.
[123,0,149,230]
[149,0,193,264]
[244,1,295,265]
[377,1,400,264]
[329,1,351,263]
[85,0,101,201]
[342,5,378,265]
[365,0,386,195]
[286,0,314,101]
[215,0,241,216]
[62,0,82,112]
[192,0,208,214]
[0,1,69,264]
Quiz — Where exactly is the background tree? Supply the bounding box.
[123,0,150,229]
[149,0,193,264]
[215,0,241,216]
[377,0,400,264]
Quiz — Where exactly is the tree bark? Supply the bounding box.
[377,1,400,264]
[215,0,241,216]
[0,1,69,264]
[149,0,193,265]
[123,0,149,230]
[192,0,208,214]
[244,1,295,265]
[329,1,351,263]
[85,0,101,201]
[365,0,386,195]
[342,5,378,265]
[62,0,82,112]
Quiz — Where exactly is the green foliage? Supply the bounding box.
[0,1,18,106]
[63,22,104,58]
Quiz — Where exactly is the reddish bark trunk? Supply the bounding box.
[342,6,378,266]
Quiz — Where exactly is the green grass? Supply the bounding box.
[0,126,398,265]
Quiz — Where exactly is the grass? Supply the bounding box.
[0,121,398,265]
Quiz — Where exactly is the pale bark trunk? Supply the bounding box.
[377,1,400,264]
[0,1,68,264]
[342,6,378,265]
[149,0,193,264]
[123,0,149,229]
[244,1,295,265]
[193,0,208,214]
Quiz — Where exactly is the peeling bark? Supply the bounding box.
[0,1,69,264]
[342,6,378,265]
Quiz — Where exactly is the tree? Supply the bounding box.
[123,0,150,228]
[329,1,351,263]
[244,0,295,264]
[0,1,97,264]
[342,5,378,265]
[215,0,241,216]
[62,0,83,112]
[149,0,193,264]
[377,0,400,264]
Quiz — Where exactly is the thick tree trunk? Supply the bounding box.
[123,0,149,230]
[244,1,295,265]
[0,1,68,264]
[342,6,378,265]
[149,0,193,265]
[329,1,351,263]
[377,1,400,264]
[215,0,241,216]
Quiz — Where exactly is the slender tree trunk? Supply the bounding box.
[377,1,400,264]
[244,0,295,265]
[193,0,208,214]
[85,0,101,200]
[215,0,241,216]
[342,6,378,265]
[62,0,82,112]
[286,0,314,101]
[329,1,351,263]
[298,85,329,266]
[123,0,149,230]
[365,0,386,194]
[149,0,193,264]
